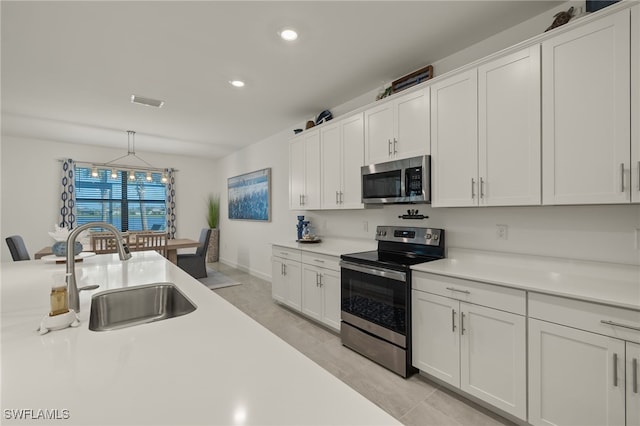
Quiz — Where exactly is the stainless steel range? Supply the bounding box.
[340,226,445,377]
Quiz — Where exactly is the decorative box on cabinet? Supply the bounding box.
[528,292,640,426]
[320,113,364,210]
[290,130,321,210]
[412,272,527,420]
[542,8,631,205]
[364,88,429,165]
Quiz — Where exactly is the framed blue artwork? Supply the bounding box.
[228,168,271,221]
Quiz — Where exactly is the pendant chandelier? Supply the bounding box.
[89,130,168,183]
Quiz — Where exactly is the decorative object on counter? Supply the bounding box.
[586,0,619,13]
[296,215,305,241]
[51,240,83,257]
[305,120,315,129]
[293,128,303,134]
[391,65,433,94]
[297,221,321,243]
[376,86,393,100]
[38,273,81,335]
[315,110,333,125]
[228,168,271,221]
[398,209,429,220]
[545,6,574,32]
[206,194,220,262]
[41,252,96,264]
[297,236,322,244]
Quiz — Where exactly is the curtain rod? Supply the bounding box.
[57,159,179,173]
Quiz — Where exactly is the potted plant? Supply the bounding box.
[206,194,220,262]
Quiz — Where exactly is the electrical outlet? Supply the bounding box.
[496,224,508,240]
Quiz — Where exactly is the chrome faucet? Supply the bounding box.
[66,222,131,312]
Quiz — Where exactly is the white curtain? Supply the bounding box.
[59,158,77,229]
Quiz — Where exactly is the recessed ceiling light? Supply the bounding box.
[230,80,245,88]
[279,28,298,41]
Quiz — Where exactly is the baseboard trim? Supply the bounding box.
[218,257,271,282]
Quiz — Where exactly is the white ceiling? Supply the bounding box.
[2,1,561,160]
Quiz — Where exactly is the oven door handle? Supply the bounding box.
[340,260,406,282]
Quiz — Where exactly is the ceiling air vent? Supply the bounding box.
[130,95,164,108]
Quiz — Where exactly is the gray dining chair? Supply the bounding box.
[5,235,30,261]
[177,228,211,279]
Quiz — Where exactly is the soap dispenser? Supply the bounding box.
[38,273,80,335]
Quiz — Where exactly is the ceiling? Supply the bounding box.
[2,1,562,160]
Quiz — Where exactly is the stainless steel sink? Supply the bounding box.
[89,283,197,331]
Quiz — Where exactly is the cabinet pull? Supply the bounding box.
[613,353,618,387]
[600,320,640,332]
[637,161,640,191]
[452,309,457,333]
[388,139,392,156]
[393,138,398,154]
[446,287,471,295]
[279,252,288,256]
[480,177,485,199]
[316,272,320,286]
[336,191,339,204]
[281,264,284,275]
[621,163,625,192]
[340,191,344,204]
[634,358,638,394]
[461,312,466,335]
[282,264,286,276]
[313,259,325,263]
[471,178,476,199]
[319,273,323,287]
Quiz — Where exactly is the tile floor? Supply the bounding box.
[208,263,516,426]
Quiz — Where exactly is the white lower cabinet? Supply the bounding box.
[412,273,527,420]
[528,292,640,426]
[271,247,302,311]
[272,245,341,332]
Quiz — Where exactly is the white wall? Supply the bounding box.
[216,0,640,279]
[1,135,217,261]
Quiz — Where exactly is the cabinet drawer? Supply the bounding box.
[412,272,526,315]
[529,292,640,344]
[272,246,301,262]
[301,252,340,272]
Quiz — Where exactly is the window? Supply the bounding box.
[75,167,167,232]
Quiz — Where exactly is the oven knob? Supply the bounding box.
[433,234,439,240]
[426,233,431,239]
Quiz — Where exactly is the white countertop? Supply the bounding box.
[412,248,640,311]
[1,252,399,425]
[272,238,377,257]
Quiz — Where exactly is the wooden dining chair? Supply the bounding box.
[133,232,168,257]
[91,233,130,254]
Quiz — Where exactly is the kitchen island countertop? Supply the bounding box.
[1,252,399,425]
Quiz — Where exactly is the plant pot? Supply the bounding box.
[207,228,219,263]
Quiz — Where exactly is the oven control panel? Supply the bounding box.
[376,226,442,246]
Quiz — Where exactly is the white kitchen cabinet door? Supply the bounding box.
[340,113,364,209]
[320,269,341,331]
[364,101,395,165]
[460,303,526,420]
[303,130,321,209]
[632,5,640,203]
[542,9,631,205]
[271,258,286,304]
[412,290,460,387]
[528,318,626,426]
[478,45,541,206]
[431,69,478,207]
[289,138,306,209]
[395,88,430,160]
[301,265,322,321]
[283,260,302,311]
[628,342,640,426]
[320,122,342,209]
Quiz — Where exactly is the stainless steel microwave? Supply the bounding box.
[361,155,431,204]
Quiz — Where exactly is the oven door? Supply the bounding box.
[340,260,408,348]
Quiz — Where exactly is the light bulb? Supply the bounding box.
[111,169,118,179]
[146,171,152,182]
[129,171,136,180]
[91,167,98,177]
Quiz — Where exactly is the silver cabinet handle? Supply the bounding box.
[316,272,320,286]
[281,263,284,275]
[446,287,471,295]
[621,163,625,192]
[393,138,398,154]
[471,178,476,199]
[480,177,485,199]
[613,353,618,387]
[461,312,466,335]
[336,191,339,204]
[340,191,344,204]
[601,320,640,332]
[452,309,457,333]
[388,139,392,156]
[319,273,323,287]
[634,358,638,394]
[280,251,288,256]
[313,258,325,263]
[283,263,287,276]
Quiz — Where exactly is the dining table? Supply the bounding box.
[34,238,201,265]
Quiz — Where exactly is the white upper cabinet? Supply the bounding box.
[364,88,429,165]
[542,9,631,205]
[320,113,364,209]
[632,5,640,203]
[478,45,541,206]
[431,69,479,207]
[289,130,321,210]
